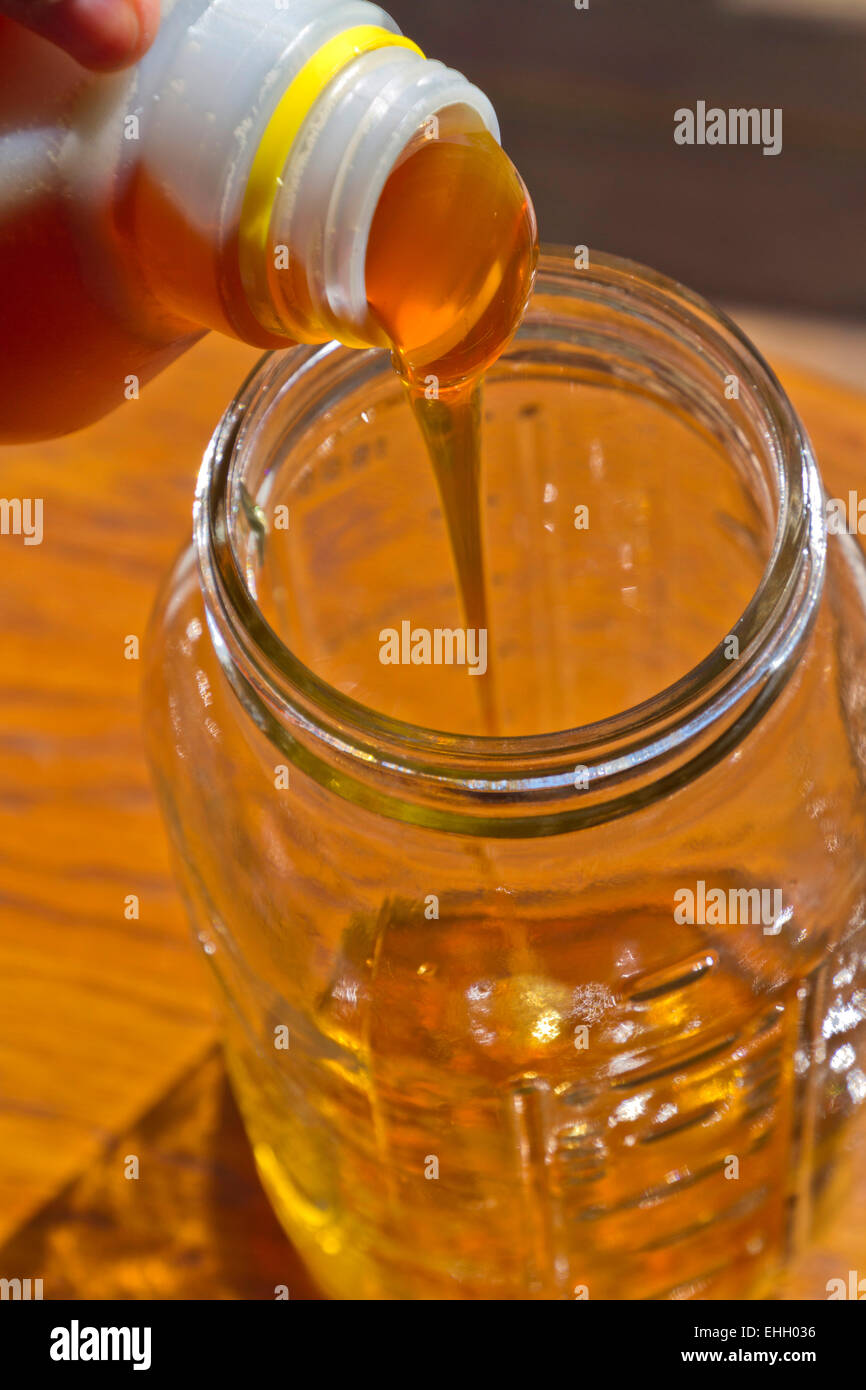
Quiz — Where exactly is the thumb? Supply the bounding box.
[0,0,160,71]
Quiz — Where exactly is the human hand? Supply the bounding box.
[0,0,159,70]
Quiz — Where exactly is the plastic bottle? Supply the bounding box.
[0,0,499,440]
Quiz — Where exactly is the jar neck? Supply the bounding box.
[195,252,827,838]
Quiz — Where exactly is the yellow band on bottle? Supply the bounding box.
[239,25,425,338]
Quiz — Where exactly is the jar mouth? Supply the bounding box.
[195,248,826,835]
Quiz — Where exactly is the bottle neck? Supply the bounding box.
[254,51,499,347]
[122,2,498,348]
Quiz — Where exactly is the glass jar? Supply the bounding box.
[144,250,866,1301]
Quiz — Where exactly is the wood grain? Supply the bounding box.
[0,1044,319,1300]
[1,329,866,1296]
[0,336,258,1240]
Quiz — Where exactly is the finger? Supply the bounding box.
[0,0,159,71]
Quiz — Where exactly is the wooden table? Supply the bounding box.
[1,330,865,1300]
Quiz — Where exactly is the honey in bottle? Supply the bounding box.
[0,3,509,439]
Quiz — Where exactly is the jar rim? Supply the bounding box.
[195,248,826,836]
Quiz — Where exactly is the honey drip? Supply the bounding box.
[365,128,538,732]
